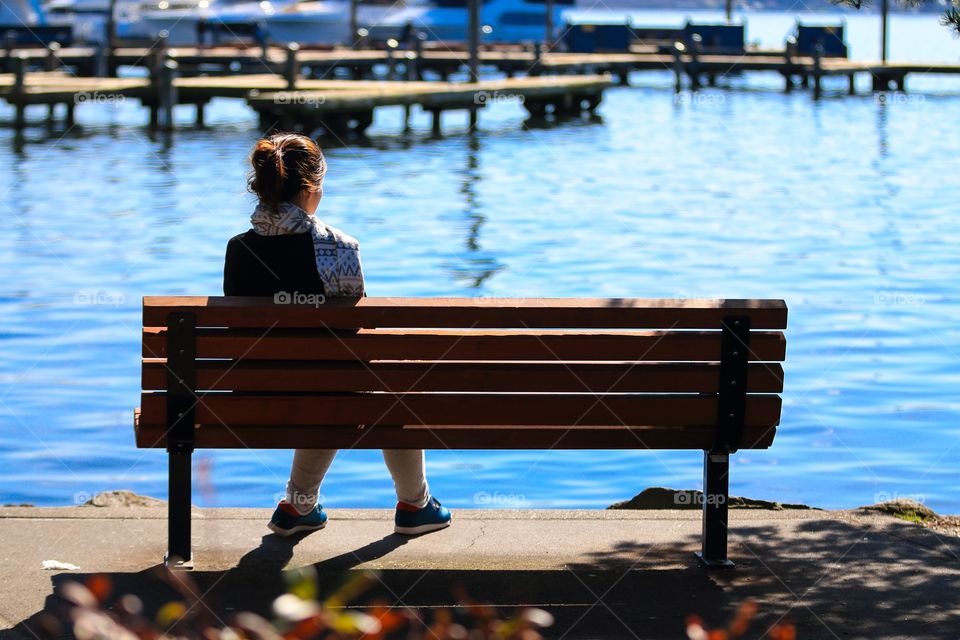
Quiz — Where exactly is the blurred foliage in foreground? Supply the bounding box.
[38,567,553,640]
[686,600,796,640]
[33,566,797,639]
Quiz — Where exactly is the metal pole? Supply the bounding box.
[165,312,196,567]
[167,450,192,564]
[545,0,554,48]
[880,0,889,63]
[467,0,479,83]
[698,450,732,568]
[349,0,358,48]
[105,0,117,54]
[725,0,733,23]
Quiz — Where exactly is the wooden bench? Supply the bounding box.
[135,296,788,568]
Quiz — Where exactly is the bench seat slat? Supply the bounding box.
[141,328,787,361]
[142,296,788,329]
[141,361,785,393]
[133,415,777,450]
[138,392,781,428]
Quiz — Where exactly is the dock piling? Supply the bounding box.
[405,50,417,82]
[157,58,179,131]
[386,39,398,80]
[94,42,109,77]
[812,43,823,99]
[468,0,480,82]
[411,32,425,81]
[685,33,703,90]
[13,52,25,130]
[153,35,168,70]
[672,41,685,93]
[284,43,300,90]
[783,36,796,92]
[45,42,60,72]
[3,30,15,73]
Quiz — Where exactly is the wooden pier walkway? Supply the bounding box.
[4,42,959,95]
[2,38,958,137]
[247,74,609,135]
[0,67,611,134]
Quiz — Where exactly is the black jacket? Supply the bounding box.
[223,230,325,296]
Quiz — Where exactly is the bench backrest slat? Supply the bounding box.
[141,328,787,361]
[141,361,785,393]
[139,393,782,428]
[133,421,768,450]
[142,296,788,329]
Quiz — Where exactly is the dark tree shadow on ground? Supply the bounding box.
[7,516,959,640]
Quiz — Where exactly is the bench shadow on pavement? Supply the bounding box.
[9,517,960,640]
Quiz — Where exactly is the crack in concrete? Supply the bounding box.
[464,522,486,551]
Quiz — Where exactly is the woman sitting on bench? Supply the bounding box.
[223,132,452,537]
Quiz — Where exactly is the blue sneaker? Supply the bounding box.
[394,496,452,535]
[268,501,327,537]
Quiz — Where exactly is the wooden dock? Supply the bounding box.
[0,65,611,134]
[2,38,959,137]
[4,41,960,96]
[247,75,609,135]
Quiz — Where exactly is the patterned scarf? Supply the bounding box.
[250,201,365,297]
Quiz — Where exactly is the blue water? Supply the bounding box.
[1,12,959,513]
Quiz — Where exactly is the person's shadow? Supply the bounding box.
[186,531,412,616]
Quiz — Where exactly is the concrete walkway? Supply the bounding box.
[1,506,958,639]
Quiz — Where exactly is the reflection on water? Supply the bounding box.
[1,15,960,513]
[445,133,505,289]
[876,98,890,159]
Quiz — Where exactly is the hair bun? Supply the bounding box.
[247,133,326,213]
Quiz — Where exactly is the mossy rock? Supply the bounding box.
[84,490,165,508]
[608,487,813,511]
[861,499,937,523]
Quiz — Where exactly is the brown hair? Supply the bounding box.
[248,133,326,212]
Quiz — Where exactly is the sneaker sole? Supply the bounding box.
[268,521,326,537]
[394,520,451,536]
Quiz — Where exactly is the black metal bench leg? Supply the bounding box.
[696,450,734,568]
[166,450,193,568]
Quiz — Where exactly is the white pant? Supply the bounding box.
[285,449,430,514]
